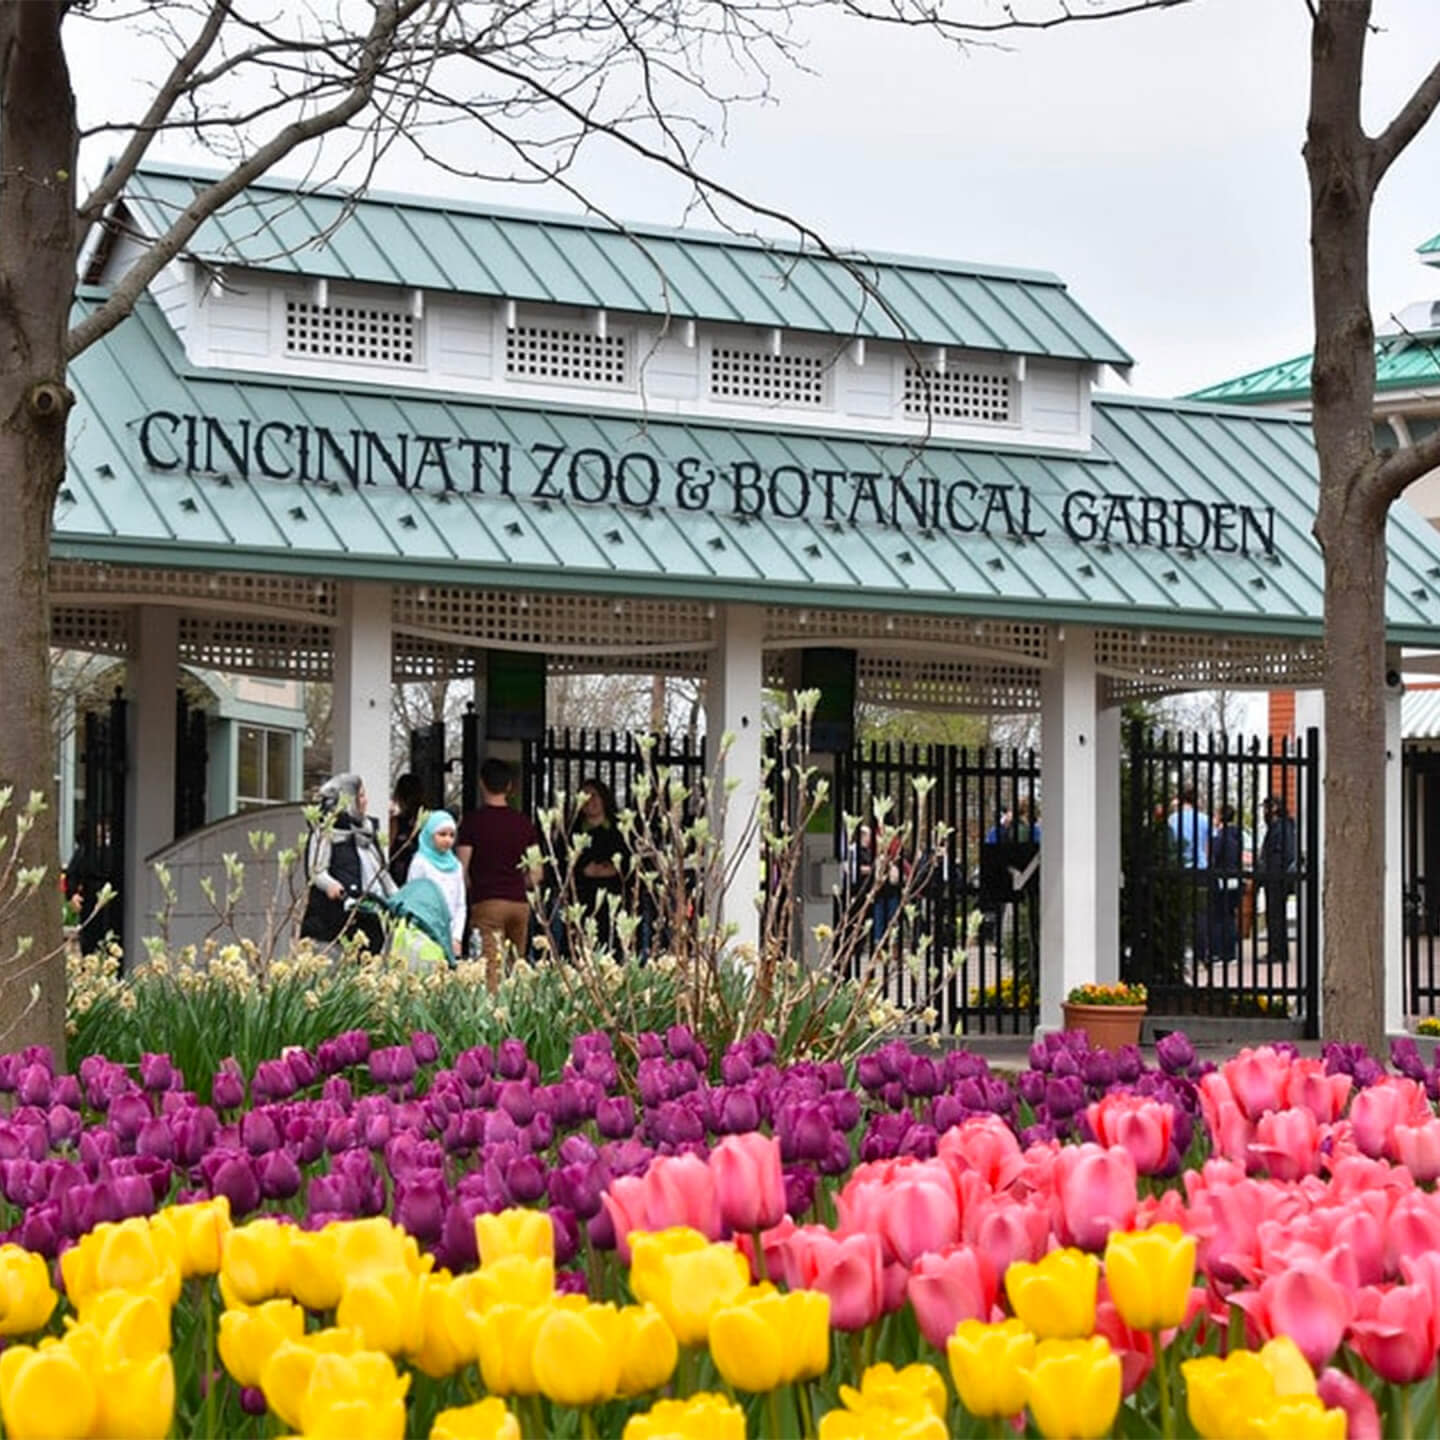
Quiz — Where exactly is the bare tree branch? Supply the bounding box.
[1375,425,1440,506]
[1371,54,1440,186]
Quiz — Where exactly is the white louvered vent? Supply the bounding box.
[711,347,826,407]
[284,299,418,366]
[904,365,1014,424]
[505,325,628,387]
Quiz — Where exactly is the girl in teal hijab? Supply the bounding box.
[406,810,466,957]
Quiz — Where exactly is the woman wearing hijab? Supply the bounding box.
[300,772,394,954]
[406,810,467,959]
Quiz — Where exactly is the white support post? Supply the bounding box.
[1039,627,1100,1029]
[1386,658,1405,1035]
[1094,703,1121,984]
[707,604,766,958]
[124,605,179,963]
[333,582,393,816]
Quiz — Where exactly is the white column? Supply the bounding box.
[124,605,179,962]
[1094,703,1121,985]
[706,604,766,957]
[333,582,393,813]
[1038,627,1099,1030]
[1385,660,1405,1034]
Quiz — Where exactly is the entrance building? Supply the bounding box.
[55,163,1440,1035]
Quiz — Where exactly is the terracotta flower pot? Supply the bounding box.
[1061,1003,1146,1054]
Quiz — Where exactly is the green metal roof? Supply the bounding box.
[1418,231,1440,258]
[55,290,1440,645]
[1189,334,1440,405]
[108,163,1132,368]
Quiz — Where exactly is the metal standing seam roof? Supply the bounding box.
[53,290,1440,645]
[105,163,1133,369]
[1403,686,1440,740]
[1188,337,1440,406]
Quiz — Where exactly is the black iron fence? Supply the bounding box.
[835,741,1042,1035]
[521,728,707,818]
[1404,747,1440,1016]
[75,692,128,955]
[1121,724,1320,1036]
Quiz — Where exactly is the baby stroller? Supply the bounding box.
[348,877,456,968]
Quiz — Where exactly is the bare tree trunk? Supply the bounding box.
[0,0,76,1058]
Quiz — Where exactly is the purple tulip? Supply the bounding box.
[138,1053,175,1093]
[1114,1046,1144,1084]
[135,1118,175,1162]
[2,1160,46,1208]
[240,1109,281,1156]
[107,1092,152,1150]
[1044,1075,1086,1120]
[284,1048,320,1090]
[307,1172,359,1217]
[172,1108,218,1167]
[45,1106,82,1147]
[336,1030,372,1067]
[0,1055,20,1094]
[252,1060,297,1103]
[783,1164,817,1218]
[904,1056,941,1099]
[496,1040,528,1081]
[60,1181,113,1238]
[504,1154,547,1205]
[720,1051,753,1086]
[240,1388,268,1418]
[321,1076,353,1110]
[256,1150,302,1201]
[1156,1031,1196,1075]
[438,1196,485,1269]
[827,1090,861,1132]
[79,1128,118,1178]
[394,1167,448,1242]
[105,1172,156,1219]
[51,1075,82,1110]
[1017,1070,1047,1107]
[455,1047,493,1088]
[410,1031,441,1066]
[931,1094,967,1134]
[587,1206,617,1251]
[316,1040,345,1075]
[548,1161,604,1220]
[211,1071,245,1111]
[16,1065,51,1109]
[18,1203,59,1257]
[324,1117,359,1154]
[596,1096,635,1140]
[717,1088,759,1135]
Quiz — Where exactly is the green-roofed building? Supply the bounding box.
[64,164,1440,1036]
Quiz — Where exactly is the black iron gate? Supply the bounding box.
[522,728,707,816]
[1403,747,1440,1016]
[75,693,128,954]
[408,721,448,811]
[835,742,1041,1035]
[1121,724,1320,1036]
[173,692,208,838]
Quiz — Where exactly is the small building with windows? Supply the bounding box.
[55,162,1440,1037]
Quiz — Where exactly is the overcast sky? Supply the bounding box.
[68,0,1440,399]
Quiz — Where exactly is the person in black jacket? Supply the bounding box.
[1259,795,1298,965]
[300,772,394,954]
[388,771,424,885]
[1209,804,1243,965]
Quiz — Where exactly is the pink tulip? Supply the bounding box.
[1093,1297,1155,1396]
[1326,1204,1388,1289]
[1198,1074,1256,1165]
[1349,1078,1430,1161]
[1051,1143,1137,1252]
[965,1195,1051,1277]
[1232,1262,1353,1368]
[1283,1058,1352,1125]
[937,1115,1024,1192]
[1393,1119,1440,1184]
[1384,1192,1440,1276]
[1220,1047,1291,1121]
[1085,1093,1176,1176]
[1349,1283,1440,1384]
[1248,1106,1322,1182]
[643,1152,721,1239]
[906,1244,998,1349]
[1317,1367,1382,1440]
[709,1133,785,1234]
[781,1227,886,1331]
[600,1173,650,1262]
[876,1161,961,1266]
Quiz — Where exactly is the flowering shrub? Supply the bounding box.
[4,1026,1440,1434]
[1066,981,1149,1007]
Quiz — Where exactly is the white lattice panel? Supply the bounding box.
[50,563,338,619]
[394,637,477,683]
[711,347,826,407]
[506,324,628,387]
[52,606,131,657]
[285,299,418,366]
[765,651,1041,712]
[392,587,714,654]
[1097,627,1326,701]
[549,651,707,679]
[904,364,1014,424]
[178,617,334,680]
[764,607,1051,664]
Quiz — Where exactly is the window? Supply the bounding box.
[710,346,826,407]
[505,323,629,387]
[284,298,418,366]
[903,364,1014,424]
[236,725,295,811]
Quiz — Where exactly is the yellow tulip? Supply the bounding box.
[1248,1396,1347,1440]
[627,1226,709,1299]
[336,1268,428,1356]
[1258,1336,1318,1397]
[473,1303,552,1396]
[259,1329,367,1431]
[0,1245,56,1336]
[302,1395,408,1440]
[149,1196,231,1277]
[220,1218,293,1306]
[533,1303,625,1407]
[76,1288,172,1363]
[469,1253,554,1308]
[431,1398,523,1440]
[1181,1352,1278,1440]
[475,1208,554,1265]
[622,1392,748,1440]
[0,1341,98,1440]
[329,1217,431,1277]
[1103,1224,1196,1331]
[1004,1248,1099,1340]
[946,1318,1036,1419]
[296,1350,411,1437]
[287,1228,343,1311]
[709,1289,830,1392]
[835,1363,949,1423]
[629,1235,751,1347]
[218,1297,307,1387]
[1024,1337,1123,1440]
[61,1219,182,1308]
[617,1302,679,1396]
[413,1277,479,1380]
[92,1352,176,1440]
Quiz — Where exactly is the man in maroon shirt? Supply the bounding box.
[456,758,540,989]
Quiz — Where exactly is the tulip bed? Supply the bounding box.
[1,1027,1440,1436]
